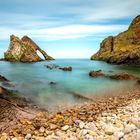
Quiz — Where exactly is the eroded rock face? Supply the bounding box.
[91,15,140,65]
[4,35,54,62]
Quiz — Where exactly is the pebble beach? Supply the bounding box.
[0,88,140,140]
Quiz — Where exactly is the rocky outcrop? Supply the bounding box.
[89,70,140,80]
[4,35,54,62]
[91,15,140,65]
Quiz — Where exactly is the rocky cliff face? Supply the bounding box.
[4,35,54,62]
[91,15,140,65]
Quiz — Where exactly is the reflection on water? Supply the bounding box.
[0,59,140,111]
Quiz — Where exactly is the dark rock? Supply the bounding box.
[4,35,54,62]
[61,66,72,71]
[136,79,140,85]
[45,64,60,70]
[0,75,9,82]
[2,82,15,88]
[49,82,57,85]
[91,15,140,65]
[89,70,105,77]
[0,58,4,61]
[45,64,72,71]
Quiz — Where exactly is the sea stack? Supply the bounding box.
[4,35,54,62]
[91,15,140,65]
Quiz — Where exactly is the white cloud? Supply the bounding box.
[0,24,127,41]
[0,0,139,28]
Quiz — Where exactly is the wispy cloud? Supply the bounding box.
[0,24,127,41]
[0,0,139,41]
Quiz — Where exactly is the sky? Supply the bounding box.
[0,0,139,58]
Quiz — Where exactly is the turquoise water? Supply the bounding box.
[0,59,140,111]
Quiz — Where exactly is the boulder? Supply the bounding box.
[49,82,57,85]
[60,66,72,71]
[4,35,54,62]
[89,70,105,77]
[91,15,140,65]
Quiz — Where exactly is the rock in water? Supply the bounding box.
[91,15,140,65]
[4,35,54,62]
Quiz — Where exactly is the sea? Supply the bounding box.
[0,59,140,111]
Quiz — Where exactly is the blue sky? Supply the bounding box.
[0,0,139,58]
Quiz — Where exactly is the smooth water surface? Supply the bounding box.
[0,59,140,110]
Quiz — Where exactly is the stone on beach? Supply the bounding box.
[61,125,69,131]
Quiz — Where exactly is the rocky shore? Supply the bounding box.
[0,86,140,140]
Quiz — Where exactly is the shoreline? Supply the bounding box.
[0,86,140,139]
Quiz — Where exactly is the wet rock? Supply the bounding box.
[49,82,57,85]
[0,75,9,82]
[89,70,105,77]
[60,66,72,71]
[45,64,59,70]
[2,82,15,88]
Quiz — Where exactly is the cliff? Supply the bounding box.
[4,35,54,62]
[91,15,140,65]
